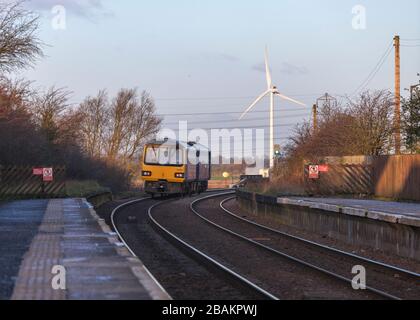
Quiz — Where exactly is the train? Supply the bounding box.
[141,139,211,197]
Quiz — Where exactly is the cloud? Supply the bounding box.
[279,62,309,75]
[200,52,240,63]
[252,62,266,73]
[25,0,113,19]
[199,52,241,64]
[252,62,308,75]
[219,53,240,62]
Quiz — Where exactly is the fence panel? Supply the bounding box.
[0,166,66,199]
[373,155,420,201]
[304,164,373,196]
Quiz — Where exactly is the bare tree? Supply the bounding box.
[282,90,394,180]
[0,76,32,115]
[287,121,312,155]
[56,108,84,147]
[0,1,43,73]
[347,90,394,155]
[106,88,136,161]
[402,92,420,154]
[78,90,108,158]
[0,76,46,165]
[121,91,162,161]
[32,87,72,144]
[106,88,161,162]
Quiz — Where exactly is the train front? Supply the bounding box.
[141,140,186,196]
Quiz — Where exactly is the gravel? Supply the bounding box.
[199,195,420,300]
[96,196,261,300]
[151,195,382,300]
[225,197,420,274]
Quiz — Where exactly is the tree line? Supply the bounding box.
[0,2,161,191]
[276,89,420,179]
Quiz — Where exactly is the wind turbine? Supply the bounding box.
[240,47,306,169]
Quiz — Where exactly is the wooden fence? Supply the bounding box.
[304,164,373,196]
[0,166,66,199]
[373,155,420,201]
[304,155,420,201]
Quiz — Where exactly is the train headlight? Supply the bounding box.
[175,173,184,178]
[142,171,152,177]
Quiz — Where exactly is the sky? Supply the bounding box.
[18,0,420,154]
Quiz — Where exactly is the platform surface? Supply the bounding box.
[0,198,169,300]
[289,197,420,217]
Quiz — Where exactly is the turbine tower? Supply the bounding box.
[240,47,306,169]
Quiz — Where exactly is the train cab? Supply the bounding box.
[141,139,211,196]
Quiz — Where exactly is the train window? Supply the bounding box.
[145,146,184,166]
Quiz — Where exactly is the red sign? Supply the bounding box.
[308,165,319,179]
[33,168,43,176]
[43,168,53,182]
[319,164,329,172]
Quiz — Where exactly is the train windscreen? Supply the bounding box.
[144,145,184,166]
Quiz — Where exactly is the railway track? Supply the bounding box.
[148,199,279,300]
[110,197,170,297]
[107,190,419,300]
[191,192,420,300]
[108,191,274,300]
[149,192,381,300]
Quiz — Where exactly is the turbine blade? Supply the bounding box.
[265,46,272,89]
[239,90,270,120]
[276,93,306,107]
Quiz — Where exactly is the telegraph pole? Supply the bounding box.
[312,104,318,132]
[394,35,401,155]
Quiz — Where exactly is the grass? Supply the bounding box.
[244,178,307,197]
[65,180,110,198]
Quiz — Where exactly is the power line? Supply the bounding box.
[154,93,327,101]
[162,115,310,128]
[161,113,310,125]
[158,101,308,109]
[164,123,308,130]
[351,40,394,96]
[158,107,308,117]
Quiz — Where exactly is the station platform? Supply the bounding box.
[277,197,420,227]
[288,197,420,217]
[0,198,170,300]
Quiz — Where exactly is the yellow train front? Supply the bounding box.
[141,139,211,196]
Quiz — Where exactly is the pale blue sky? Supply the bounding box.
[20,0,420,148]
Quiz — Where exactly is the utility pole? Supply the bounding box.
[394,35,401,155]
[312,104,318,132]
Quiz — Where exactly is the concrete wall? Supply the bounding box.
[237,190,420,261]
